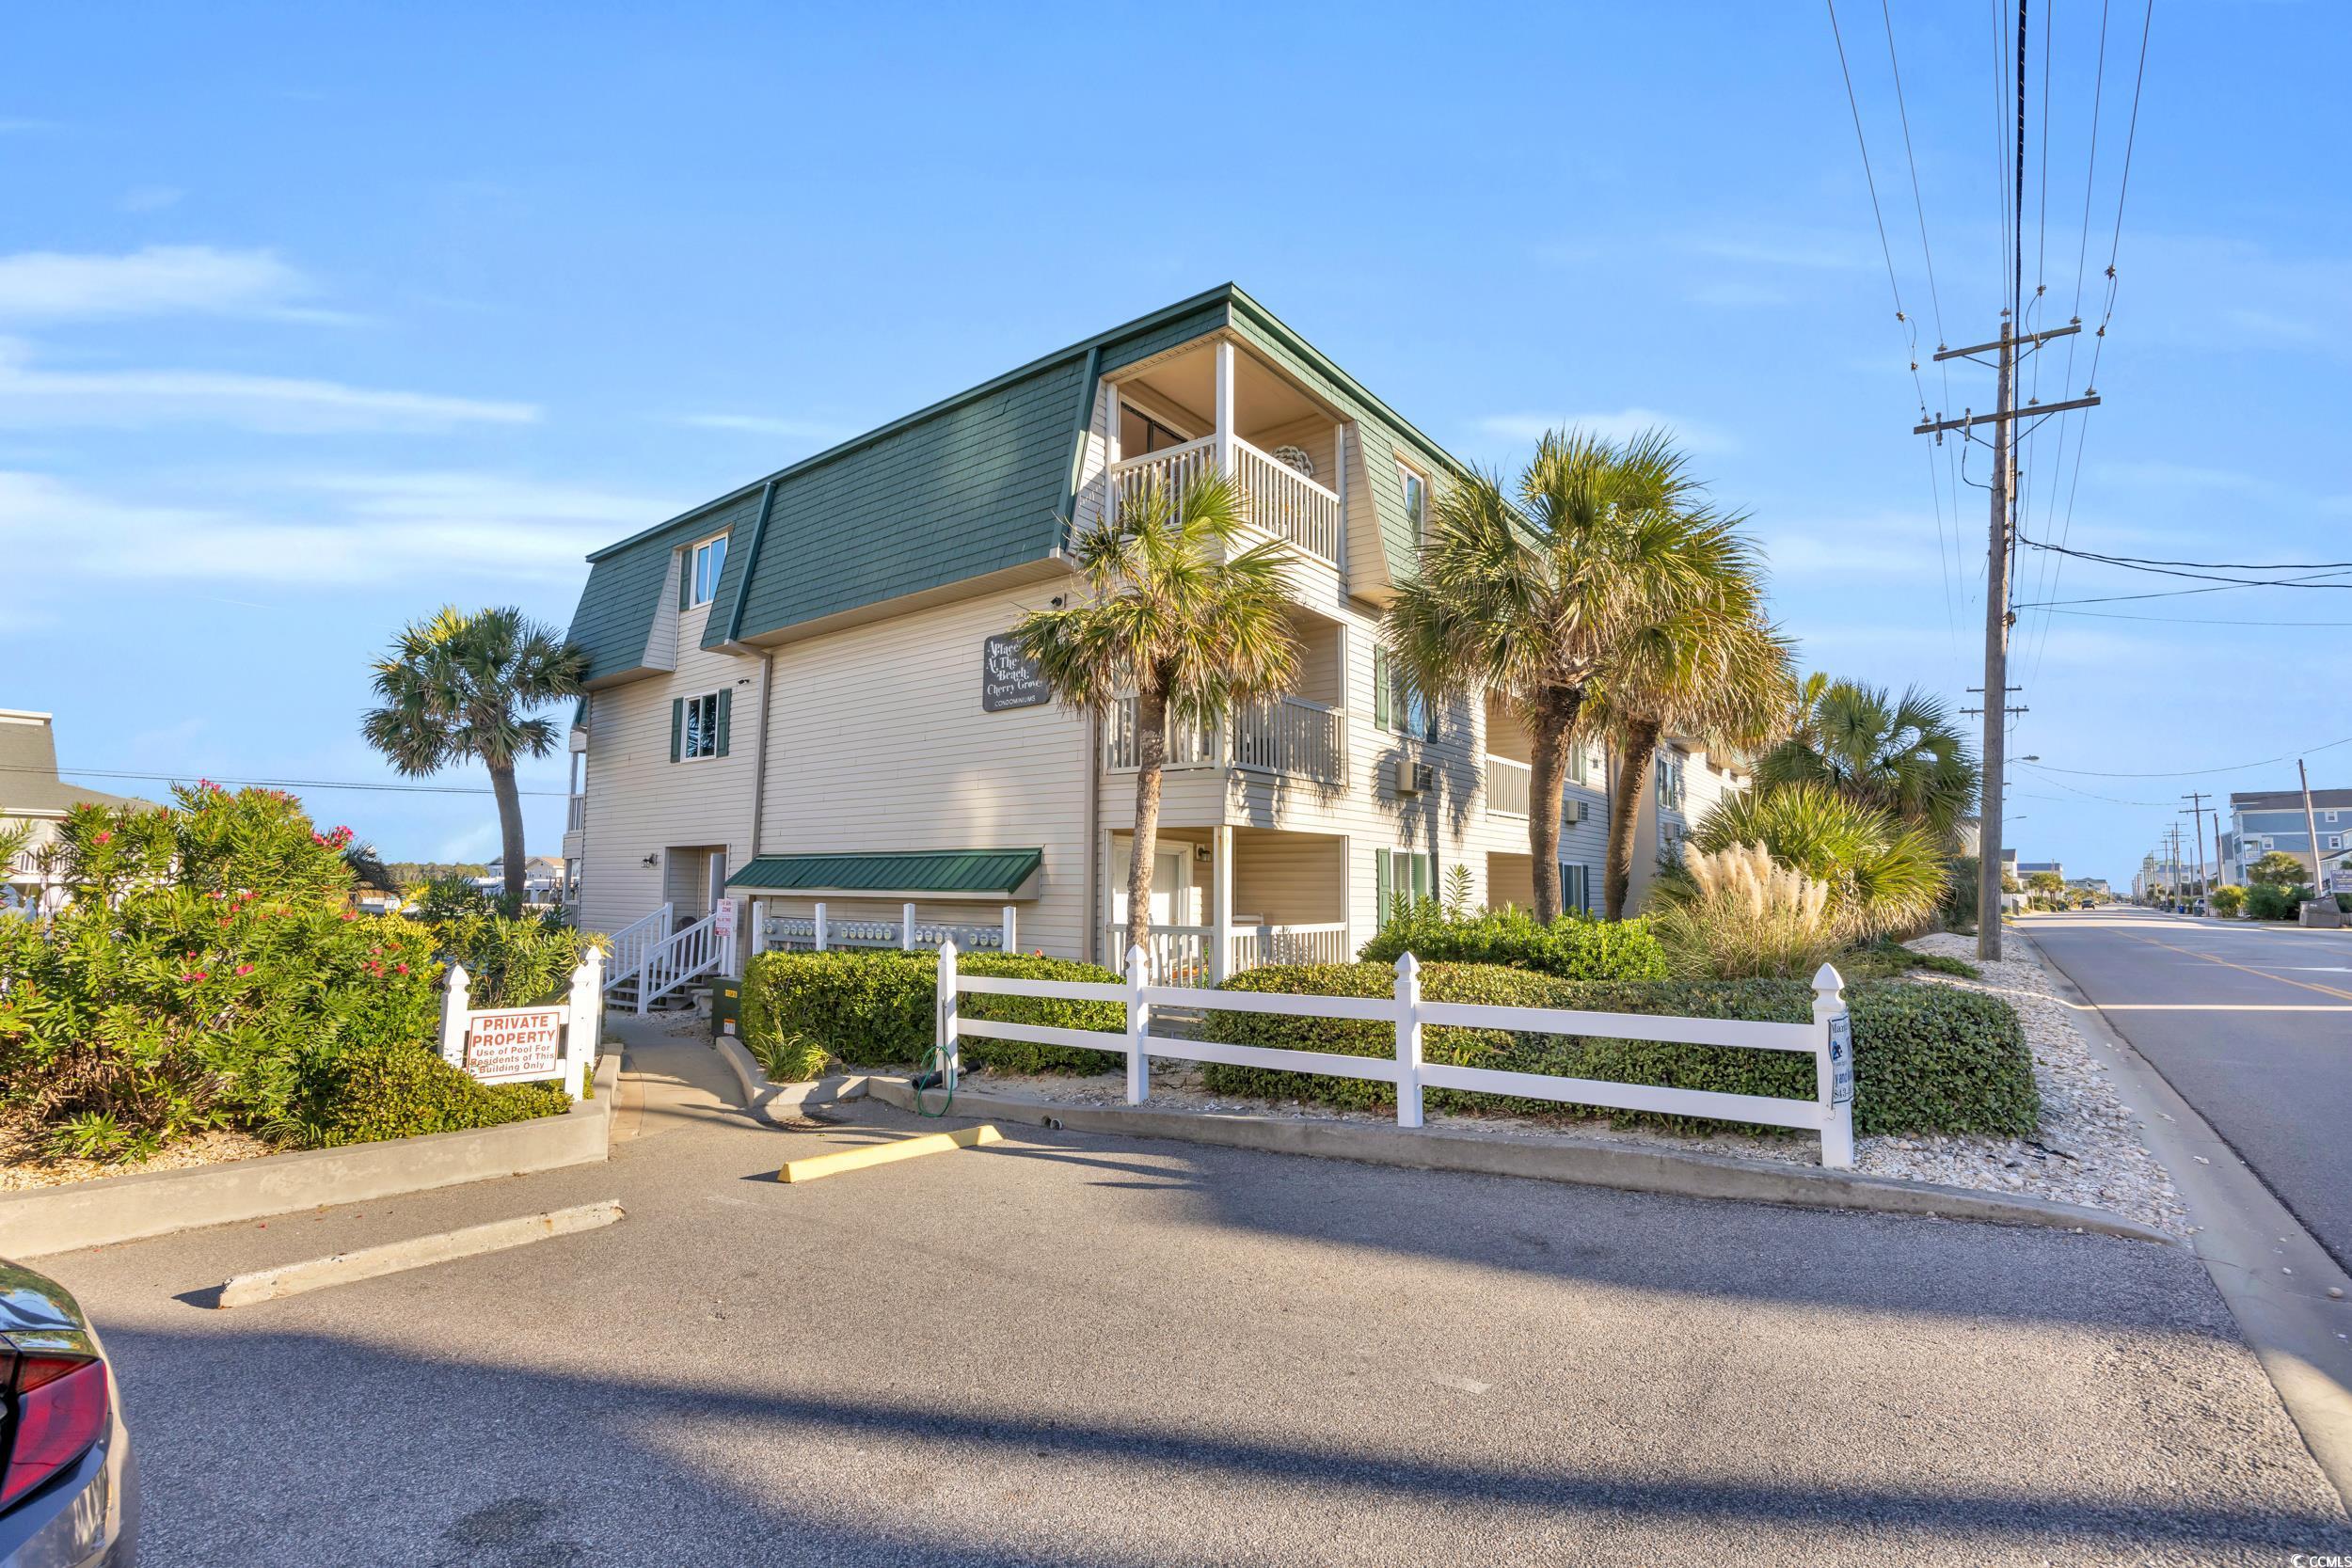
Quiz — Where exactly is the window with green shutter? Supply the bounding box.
[676,690,724,761]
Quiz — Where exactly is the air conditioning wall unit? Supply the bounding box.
[1391,745,1434,797]
[1562,798,1582,826]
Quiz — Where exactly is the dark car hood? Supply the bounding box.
[0,1260,87,1335]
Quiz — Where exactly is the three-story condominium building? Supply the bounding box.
[561,285,1615,1006]
[2218,787,2352,888]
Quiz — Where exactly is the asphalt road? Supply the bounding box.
[40,1034,2351,1566]
[2026,908,2352,1270]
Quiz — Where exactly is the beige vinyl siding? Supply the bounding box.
[1241,414,1338,493]
[576,590,758,941]
[755,588,1093,958]
[1232,829,1344,925]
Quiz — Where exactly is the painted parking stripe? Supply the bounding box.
[779,1124,1003,1183]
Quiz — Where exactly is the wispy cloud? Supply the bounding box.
[0,340,537,433]
[1473,407,1741,455]
[672,412,859,442]
[0,467,666,585]
[0,119,60,135]
[0,245,322,323]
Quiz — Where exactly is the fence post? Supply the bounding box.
[439,962,470,1069]
[936,938,961,1084]
[1124,943,1151,1104]
[1393,951,1423,1128]
[565,948,602,1100]
[1001,903,1017,954]
[1812,962,1854,1168]
[901,901,917,951]
[814,901,828,952]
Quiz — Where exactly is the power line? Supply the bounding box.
[2016,575,2352,610]
[2021,734,2352,780]
[2019,538,2352,573]
[6,764,571,799]
[2036,608,2352,627]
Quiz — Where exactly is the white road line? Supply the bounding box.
[2058,1003,2352,1013]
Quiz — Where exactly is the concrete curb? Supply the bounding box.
[863,1076,2175,1244]
[215,1199,626,1308]
[712,1034,870,1123]
[2014,923,2352,1513]
[0,1053,622,1259]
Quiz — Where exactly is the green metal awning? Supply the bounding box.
[726,848,1043,899]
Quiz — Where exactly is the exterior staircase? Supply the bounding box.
[605,903,724,1014]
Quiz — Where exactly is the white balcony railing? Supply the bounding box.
[1486,754,1532,816]
[565,793,586,832]
[1104,694,1343,784]
[1104,921,1355,988]
[1104,434,1343,564]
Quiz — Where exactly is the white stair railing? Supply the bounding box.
[635,911,720,1014]
[606,903,674,992]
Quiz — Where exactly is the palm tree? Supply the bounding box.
[1388,427,1772,923]
[362,607,587,903]
[1755,675,1979,843]
[1011,470,1298,959]
[1587,599,1795,919]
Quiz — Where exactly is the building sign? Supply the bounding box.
[980,635,1051,712]
[464,1006,565,1084]
[1827,1015,1853,1106]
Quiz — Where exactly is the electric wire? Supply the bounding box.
[2020,734,2352,780]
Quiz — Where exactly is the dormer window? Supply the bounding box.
[1396,461,1428,540]
[688,533,728,609]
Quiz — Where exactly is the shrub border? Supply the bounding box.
[0,1054,620,1259]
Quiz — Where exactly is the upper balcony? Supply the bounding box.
[1102,606,1347,785]
[1104,338,1349,568]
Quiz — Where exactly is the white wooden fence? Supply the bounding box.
[439,948,603,1100]
[936,943,1856,1166]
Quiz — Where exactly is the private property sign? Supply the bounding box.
[463,1006,566,1084]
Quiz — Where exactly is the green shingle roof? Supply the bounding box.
[564,285,1467,684]
[726,848,1044,897]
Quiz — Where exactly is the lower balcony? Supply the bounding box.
[1106,825,1351,986]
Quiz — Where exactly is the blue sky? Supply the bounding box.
[5,1,2344,885]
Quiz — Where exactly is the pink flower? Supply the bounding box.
[395,962,409,974]
[92,830,112,846]
[340,911,356,922]
[234,963,254,977]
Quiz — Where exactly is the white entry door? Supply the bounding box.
[1113,847,1189,927]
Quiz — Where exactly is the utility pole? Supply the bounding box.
[1911,0,2101,960]
[2183,791,2211,913]
[2298,758,2327,906]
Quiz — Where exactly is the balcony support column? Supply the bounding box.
[1212,340,1235,479]
[1211,823,1234,983]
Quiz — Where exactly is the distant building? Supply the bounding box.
[1,710,153,916]
[2217,787,2352,887]
[2015,860,2064,882]
[2066,877,2111,898]
[480,855,567,905]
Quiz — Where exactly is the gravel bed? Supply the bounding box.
[0,1127,278,1191]
[963,936,2190,1238]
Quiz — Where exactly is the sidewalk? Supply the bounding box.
[604,1010,750,1142]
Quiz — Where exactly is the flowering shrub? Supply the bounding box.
[412,876,596,1007]
[0,784,446,1160]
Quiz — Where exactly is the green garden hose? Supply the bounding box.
[911,1042,957,1117]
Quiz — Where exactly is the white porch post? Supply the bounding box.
[814,901,828,952]
[438,963,471,1069]
[1000,903,1017,954]
[901,902,917,951]
[1212,339,1235,477]
[1211,824,1234,983]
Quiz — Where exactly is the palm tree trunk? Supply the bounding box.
[1524,688,1581,924]
[1604,719,1663,920]
[489,762,527,903]
[1125,686,1168,968]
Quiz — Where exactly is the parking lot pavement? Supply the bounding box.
[42,1081,2352,1567]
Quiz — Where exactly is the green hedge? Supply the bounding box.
[740,950,1124,1076]
[1193,961,2038,1137]
[1355,904,1668,980]
[286,1040,572,1148]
